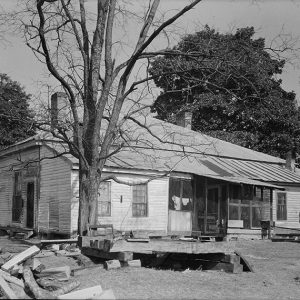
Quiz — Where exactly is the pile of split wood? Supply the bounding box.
[0,245,115,299]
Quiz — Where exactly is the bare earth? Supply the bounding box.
[1,237,300,299]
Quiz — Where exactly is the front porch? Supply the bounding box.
[167,174,279,238]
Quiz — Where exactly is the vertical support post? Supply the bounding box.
[226,183,230,236]
[204,178,208,234]
[269,188,273,239]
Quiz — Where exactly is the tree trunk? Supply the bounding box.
[78,167,100,236]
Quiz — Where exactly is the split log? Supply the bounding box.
[55,250,81,257]
[123,259,141,268]
[1,246,40,272]
[104,260,121,270]
[23,261,55,299]
[35,266,71,281]
[36,277,66,291]
[57,285,103,299]
[51,279,80,297]
[10,264,23,276]
[32,258,45,273]
[0,275,18,299]
[0,270,24,288]
[34,250,55,258]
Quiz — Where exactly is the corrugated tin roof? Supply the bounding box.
[1,115,298,186]
[106,146,300,184]
[121,116,285,163]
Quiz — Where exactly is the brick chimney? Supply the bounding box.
[285,150,296,172]
[50,92,68,128]
[176,111,192,130]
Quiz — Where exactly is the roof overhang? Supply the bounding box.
[203,174,285,190]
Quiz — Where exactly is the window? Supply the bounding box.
[169,178,193,211]
[132,184,147,217]
[98,182,111,216]
[229,184,271,229]
[277,192,287,221]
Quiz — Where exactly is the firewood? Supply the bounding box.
[1,246,40,272]
[31,258,45,273]
[57,285,103,299]
[35,266,71,281]
[123,259,141,268]
[36,277,64,291]
[23,261,55,299]
[0,275,18,299]
[51,279,80,297]
[104,260,121,270]
[0,270,24,289]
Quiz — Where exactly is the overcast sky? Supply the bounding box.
[1,0,300,103]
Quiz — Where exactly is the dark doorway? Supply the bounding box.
[26,182,34,228]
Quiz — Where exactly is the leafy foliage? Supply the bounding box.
[0,74,35,148]
[150,26,300,158]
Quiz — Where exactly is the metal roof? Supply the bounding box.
[106,146,300,185]
[1,115,298,187]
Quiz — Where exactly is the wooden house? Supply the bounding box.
[0,116,300,238]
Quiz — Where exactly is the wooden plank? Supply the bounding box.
[210,262,243,274]
[126,238,150,243]
[228,220,244,228]
[81,247,133,261]
[1,245,40,272]
[57,285,103,299]
[41,238,78,245]
[96,289,116,300]
[0,275,18,299]
[234,251,255,272]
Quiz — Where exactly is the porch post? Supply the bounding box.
[204,178,208,234]
[269,188,273,239]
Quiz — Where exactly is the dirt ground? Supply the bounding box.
[1,237,300,299]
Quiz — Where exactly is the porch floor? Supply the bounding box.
[110,239,243,254]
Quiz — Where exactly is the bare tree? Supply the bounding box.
[7,0,202,235]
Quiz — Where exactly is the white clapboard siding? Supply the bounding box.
[0,147,40,228]
[96,172,169,233]
[71,171,79,233]
[273,189,300,229]
[39,147,72,235]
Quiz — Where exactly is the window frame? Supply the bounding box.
[276,192,287,221]
[169,178,193,212]
[98,181,111,217]
[132,184,148,217]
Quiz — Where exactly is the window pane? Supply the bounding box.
[132,184,147,217]
[98,182,111,216]
[229,205,239,220]
[252,206,262,227]
[169,178,181,210]
[243,185,253,200]
[241,206,250,229]
[277,192,287,220]
[133,185,147,204]
[230,185,241,200]
[181,180,193,211]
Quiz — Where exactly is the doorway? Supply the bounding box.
[26,182,35,228]
[206,187,220,233]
